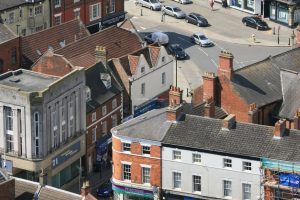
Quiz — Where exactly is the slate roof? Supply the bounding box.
[55,26,143,68]
[0,23,17,43]
[86,62,122,113]
[188,102,228,119]
[0,0,30,10]
[112,108,172,142]
[232,47,300,107]
[22,19,89,66]
[163,114,300,162]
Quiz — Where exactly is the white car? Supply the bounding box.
[137,0,162,10]
[144,32,169,45]
[191,32,213,47]
[172,0,192,4]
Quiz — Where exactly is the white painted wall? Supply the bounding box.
[130,47,173,113]
[162,147,263,200]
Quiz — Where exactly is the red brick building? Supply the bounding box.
[50,0,125,33]
[0,24,21,73]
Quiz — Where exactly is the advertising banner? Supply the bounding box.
[279,173,300,188]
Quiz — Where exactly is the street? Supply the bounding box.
[125,0,291,89]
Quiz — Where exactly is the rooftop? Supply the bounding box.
[112,108,172,142]
[0,69,58,92]
[0,23,17,44]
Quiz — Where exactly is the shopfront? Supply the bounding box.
[230,0,259,13]
[269,0,298,27]
[112,183,154,200]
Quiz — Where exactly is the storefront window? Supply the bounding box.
[277,4,288,23]
[232,0,242,8]
[270,3,276,20]
[245,0,254,11]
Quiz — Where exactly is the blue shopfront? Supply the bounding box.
[96,132,112,166]
[112,183,155,200]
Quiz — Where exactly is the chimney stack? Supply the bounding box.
[166,86,183,121]
[274,119,286,138]
[95,46,107,65]
[204,97,215,118]
[293,108,300,130]
[81,180,91,198]
[222,114,236,130]
[248,103,258,124]
[218,50,234,81]
[202,72,216,102]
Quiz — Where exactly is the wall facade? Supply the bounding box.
[0,37,21,74]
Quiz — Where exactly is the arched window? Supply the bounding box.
[0,59,3,73]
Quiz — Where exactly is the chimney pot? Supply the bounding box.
[274,119,286,138]
[294,108,300,130]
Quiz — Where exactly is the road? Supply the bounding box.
[125,0,291,89]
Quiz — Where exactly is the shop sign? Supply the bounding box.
[112,184,153,198]
[279,173,300,188]
[52,141,80,169]
[134,99,158,117]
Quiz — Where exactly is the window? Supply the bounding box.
[223,158,232,168]
[92,127,97,143]
[173,172,181,189]
[9,13,14,24]
[107,0,116,13]
[54,15,61,25]
[242,183,251,200]
[54,0,61,7]
[193,175,201,192]
[35,137,39,156]
[112,114,118,127]
[11,48,17,65]
[162,56,165,62]
[29,8,33,17]
[122,143,131,152]
[35,6,43,15]
[243,162,252,171]
[92,112,96,122]
[19,9,23,18]
[90,3,101,21]
[74,8,80,19]
[35,25,43,32]
[162,72,166,85]
[6,134,14,152]
[123,164,131,181]
[5,107,13,131]
[142,146,150,155]
[223,180,232,197]
[102,105,107,116]
[141,83,145,95]
[193,153,201,163]
[102,120,107,134]
[21,29,26,36]
[173,150,181,160]
[141,66,145,74]
[142,167,150,184]
[112,98,117,109]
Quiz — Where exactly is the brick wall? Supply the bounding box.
[0,37,21,73]
[112,137,161,187]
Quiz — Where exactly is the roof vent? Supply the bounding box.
[59,40,65,48]
[9,78,20,83]
[100,73,111,89]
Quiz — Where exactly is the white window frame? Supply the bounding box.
[54,14,62,25]
[141,66,145,74]
[74,7,80,19]
[112,98,117,109]
[92,127,97,143]
[142,167,151,184]
[142,145,151,155]
[122,142,131,152]
[54,0,61,8]
[173,171,181,189]
[90,3,101,21]
[223,158,232,168]
[74,0,80,3]
[5,107,13,132]
[192,153,201,164]
[122,164,131,181]
[9,13,14,24]
[242,161,252,171]
[242,183,251,200]
[108,0,116,13]
[173,150,181,160]
[102,105,107,116]
[92,112,97,122]
[193,175,201,192]
[223,180,232,198]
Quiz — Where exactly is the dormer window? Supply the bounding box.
[100,73,111,89]
[86,87,91,101]
[141,66,145,74]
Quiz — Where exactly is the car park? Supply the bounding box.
[191,32,213,47]
[137,0,162,10]
[162,5,186,18]
[185,12,208,27]
[144,32,169,45]
[171,0,192,4]
[242,16,269,30]
[167,44,188,60]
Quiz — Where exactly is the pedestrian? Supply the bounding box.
[209,0,215,11]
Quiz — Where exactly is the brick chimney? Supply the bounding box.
[203,72,216,102]
[222,114,236,130]
[166,86,183,121]
[274,119,286,138]
[204,96,215,118]
[248,103,258,124]
[293,108,300,130]
[296,25,300,47]
[218,50,234,81]
[81,180,91,199]
[95,46,107,65]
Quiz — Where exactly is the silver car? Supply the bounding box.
[138,0,162,10]
[172,0,192,4]
[162,5,186,18]
[191,32,213,47]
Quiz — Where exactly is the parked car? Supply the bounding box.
[242,16,269,30]
[185,12,208,27]
[96,182,112,198]
[191,32,213,47]
[144,32,169,45]
[162,5,186,18]
[137,0,162,10]
[167,44,188,59]
[172,0,192,4]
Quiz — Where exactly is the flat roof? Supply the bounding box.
[0,69,59,92]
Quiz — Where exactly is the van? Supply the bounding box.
[138,0,162,10]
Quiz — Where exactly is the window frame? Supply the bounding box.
[9,12,14,24]
[142,146,151,155]
[90,3,101,21]
[92,112,97,122]
[102,120,107,135]
[223,158,232,168]
[123,164,131,181]
[54,0,61,8]
[223,180,232,198]
[92,127,97,143]
[102,105,107,116]
[34,5,43,16]
[141,83,145,95]
[112,98,117,109]
[142,167,151,184]
[242,183,251,200]
[192,153,201,164]
[173,150,181,160]
[122,142,131,152]
[173,171,181,189]
[54,14,61,25]
[193,175,201,192]
[242,161,252,171]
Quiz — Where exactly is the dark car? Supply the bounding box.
[167,44,187,59]
[242,16,269,30]
[185,12,208,27]
[96,182,112,198]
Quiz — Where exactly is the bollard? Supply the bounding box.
[272,27,275,35]
[141,8,143,16]
[289,38,290,46]
[252,33,256,43]
[161,14,164,22]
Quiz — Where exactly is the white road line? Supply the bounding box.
[211,59,218,68]
[197,47,208,56]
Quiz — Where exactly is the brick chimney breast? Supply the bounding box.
[167,86,183,121]
[203,72,216,102]
[218,50,234,81]
[222,114,236,130]
[274,119,286,138]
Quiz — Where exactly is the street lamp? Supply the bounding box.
[277,25,281,45]
[173,56,178,88]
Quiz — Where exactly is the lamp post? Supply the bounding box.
[174,56,178,88]
[277,25,281,45]
[291,30,296,49]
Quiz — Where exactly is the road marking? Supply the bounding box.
[211,59,218,68]
[197,47,208,56]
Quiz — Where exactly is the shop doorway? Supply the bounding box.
[262,0,270,18]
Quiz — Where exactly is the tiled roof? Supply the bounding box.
[55,26,143,67]
[22,19,89,66]
[0,0,26,10]
[128,55,139,74]
[163,114,300,162]
[148,46,160,66]
[232,47,300,107]
[0,24,17,44]
[189,102,228,119]
[118,18,144,44]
